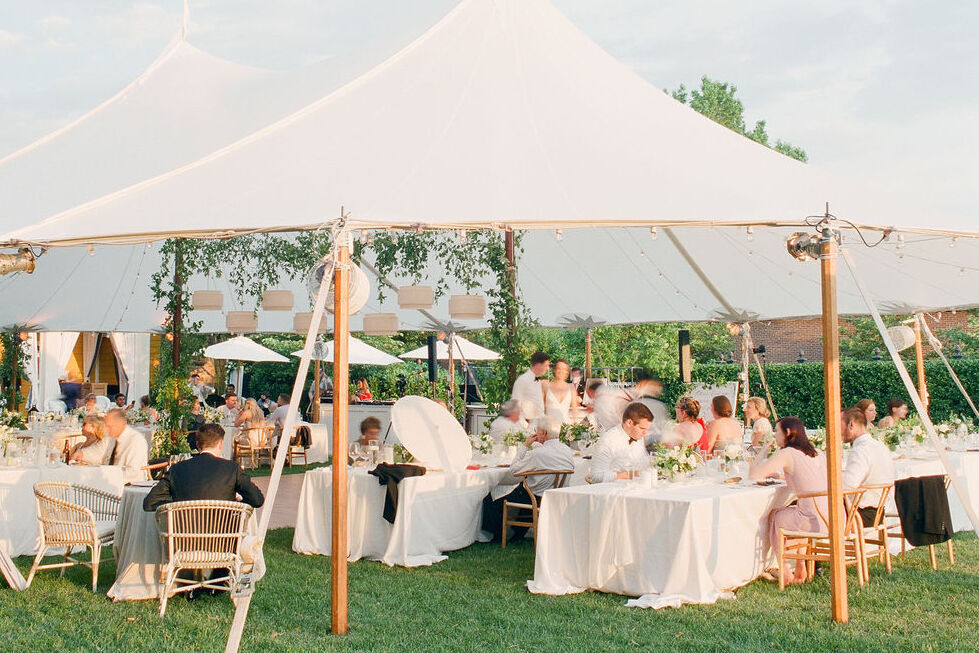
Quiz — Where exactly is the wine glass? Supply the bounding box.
[366,439,380,466]
[349,442,363,467]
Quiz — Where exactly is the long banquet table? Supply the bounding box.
[293,465,509,567]
[0,464,125,557]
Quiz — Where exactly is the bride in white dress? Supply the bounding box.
[543,359,581,425]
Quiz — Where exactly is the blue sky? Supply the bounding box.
[1,0,976,216]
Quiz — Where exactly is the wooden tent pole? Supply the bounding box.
[820,232,849,624]
[312,359,321,423]
[584,328,592,379]
[913,315,929,414]
[332,239,351,635]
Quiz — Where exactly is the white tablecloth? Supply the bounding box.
[293,465,508,567]
[0,464,125,556]
[107,485,265,601]
[895,451,979,533]
[528,479,789,609]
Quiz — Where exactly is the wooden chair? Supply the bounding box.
[286,426,309,467]
[27,482,121,592]
[776,487,866,590]
[154,500,254,616]
[886,475,955,570]
[234,426,275,470]
[141,461,170,481]
[501,469,573,549]
[855,483,893,577]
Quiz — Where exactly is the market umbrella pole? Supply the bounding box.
[331,240,351,634]
[585,328,592,379]
[820,231,848,624]
[312,359,321,423]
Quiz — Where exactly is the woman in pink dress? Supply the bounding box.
[749,416,827,585]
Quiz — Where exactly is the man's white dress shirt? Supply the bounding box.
[488,415,528,445]
[510,369,544,422]
[112,425,149,484]
[509,438,575,496]
[216,405,239,424]
[587,425,648,483]
[843,433,895,508]
[267,403,301,446]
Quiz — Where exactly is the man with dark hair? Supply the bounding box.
[588,402,653,483]
[842,406,894,525]
[143,423,264,512]
[267,393,300,448]
[510,351,551,421]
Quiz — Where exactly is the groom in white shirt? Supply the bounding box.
[588,402,654,483]
[510,351,551,422]
[842,406,895,525]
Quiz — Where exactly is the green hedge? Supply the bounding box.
[659,357,979,428]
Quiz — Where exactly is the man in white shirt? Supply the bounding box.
[482,415,574,542]
[487,400,528,445]
[509,351,550,422]
[189,374,215,404]
[592,373,663,432]
[842,406,895,525]
[216,394,239,424]
[267,393,300,448]
[588,402,653,483]
[105,408,149,484]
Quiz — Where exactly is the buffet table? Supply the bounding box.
[293,465,509,567]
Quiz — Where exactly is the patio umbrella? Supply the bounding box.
[204,336,289,396]
[399,334,500,361]
[290,336,401,366]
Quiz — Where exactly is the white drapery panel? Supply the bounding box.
[82,333,99,382]
[38,331,79,409]
[109,333,150,403]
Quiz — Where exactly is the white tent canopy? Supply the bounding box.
[291,336,402,366]
[400,335,501,361]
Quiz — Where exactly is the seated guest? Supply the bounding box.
[487,400,528,445]
[587,402,653,483]
[664,396,704,448]
[139,394,159,422]
[216,393,239,424]
[186,398,205,450]
[355,378,372,402]
[875,398,908,429]
[143,423,264,512]
[703,395,743,455]
[358,416,382,447]
[745,396,773,449]
[749,417,827,585]
[235,398,268,448]
[592,372,662,431]
[267,393,300,448]
[105,408,149,484]
[482,415,574,542]
[842,406,895,525]
[569,367,585,399]
[70,415,113,465]
[79,393,98,415]
[257,393,274,415]
[113,393,134,411]
[855,398,877,428]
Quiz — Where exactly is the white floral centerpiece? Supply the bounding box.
[654,444,701,481]
[201,404,222,424]
[469,431,494,455]
[503,429,530,448]
[0,424,14,456]
[722,444,744,463]
[127,408,152,425]
[558,422,600,448]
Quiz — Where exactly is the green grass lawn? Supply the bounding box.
[1,531,977,652]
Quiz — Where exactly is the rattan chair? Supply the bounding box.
[776,487,866,590]
[855,483,893,577]
[501,469,574,549]
[886,475,955,570]
[27,482,121,592]
[154,500,254,616]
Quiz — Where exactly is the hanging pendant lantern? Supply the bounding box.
[261,289,294,311]
[398,285,434,310]
[448,294,486,320]
[363,313,399,336]
[293,312,328,334]
[192,290,223,311]
[226,311,257,334]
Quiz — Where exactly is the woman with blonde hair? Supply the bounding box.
[70,415,113,465]
[745,396,774,448]
[235,398,268,448]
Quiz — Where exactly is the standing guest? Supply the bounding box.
[749,417,827,585]
[842,407,895,525]
[105,408,149,484]
[482,415,574,542]
[216,394,239,424]
[665,396,704,448]
[226,384,236,397]
[587,402,653,483]
[569,367,585,399]
[855,398,877,428]
[510,351,550,422]
[189,373,214,404]
[745,397,774,449]
[69,415,113,465]
[308,370,334,402]
[592,373,662,432]
[543,359,581,425]
[876,398,908,429]
[355,378,372,402]
[267,394,300,448]
[143,423,264,511]
[488,400,529,445]
[703,395,743,455]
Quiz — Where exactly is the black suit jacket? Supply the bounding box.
[143,452,265,512]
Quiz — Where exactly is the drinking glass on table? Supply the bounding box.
[365,439,380,466]
[349,442,364,467]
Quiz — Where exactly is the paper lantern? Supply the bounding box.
[887,325,916,352]
[293,312,328,334]
[192,290,223,311]
[449,294,486,320]
[398,285,434,310]
[226,311,257,334]
[261,289,294,311]
[363,313,398,336]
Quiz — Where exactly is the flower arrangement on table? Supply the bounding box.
[469,431,494,455]
[721,443,744,463]
[127,408,152,425]
[503,429,531,448]
[201,405,223,424]
[872,415,972,451]
[558,422,601,448]
[808,428,826,451]
[653,444,701,480]
[0,424,14,455]
[0,410,26,430]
